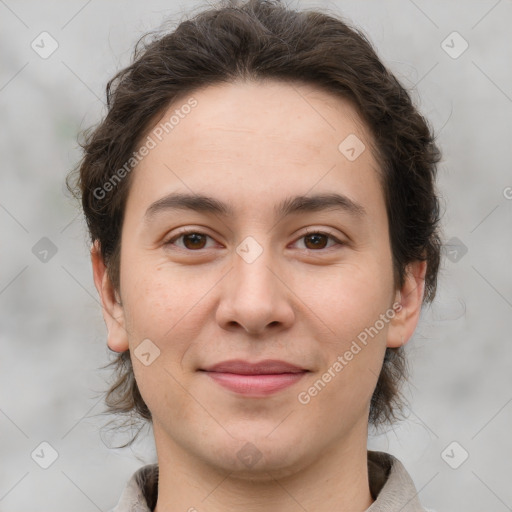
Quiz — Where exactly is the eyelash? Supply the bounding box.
[164,228,345,252]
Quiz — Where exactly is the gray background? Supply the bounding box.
[1,0,511,510]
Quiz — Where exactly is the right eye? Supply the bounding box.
[164,230,218,251]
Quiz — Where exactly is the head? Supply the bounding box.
[68,0,441,466]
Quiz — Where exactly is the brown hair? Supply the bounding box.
[67,0,442,441]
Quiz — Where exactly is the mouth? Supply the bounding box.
[199,359,309,396]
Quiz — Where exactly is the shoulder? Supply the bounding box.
[367,451,429,512]
[109,464,158,512]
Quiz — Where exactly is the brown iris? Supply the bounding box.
[182,233,208,250]
[303,233,329,250]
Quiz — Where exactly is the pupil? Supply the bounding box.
[186,233,205,249]
[306,234,326,249]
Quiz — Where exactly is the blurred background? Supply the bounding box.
[1,0,511,510]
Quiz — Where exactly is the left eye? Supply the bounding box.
[164,230,343,251]
[293,231,343,251]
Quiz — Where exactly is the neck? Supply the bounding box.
[153,423,374,512]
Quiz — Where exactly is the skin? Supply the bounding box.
[92,79,426,512]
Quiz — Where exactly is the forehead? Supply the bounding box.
[126,79,383,221]
[155,79,371,155]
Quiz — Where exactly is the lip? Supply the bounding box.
[200,359,308,396]
[202,359,306,374]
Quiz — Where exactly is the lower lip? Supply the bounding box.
[203,371,307,396]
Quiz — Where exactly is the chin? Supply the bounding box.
[200,430,314,480]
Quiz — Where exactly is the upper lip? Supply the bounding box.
[201,359,307,375]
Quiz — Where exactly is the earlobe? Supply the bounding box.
[90,241,129,353]
[386,260,427,348]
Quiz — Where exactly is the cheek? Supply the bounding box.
[123,269,204,418]
[120,261,197,359]
[296,259,393,397]
[298,299,389,421]
[302,259,394,334]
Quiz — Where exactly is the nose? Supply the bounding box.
[215,241,295,335]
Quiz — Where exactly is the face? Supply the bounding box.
[93,79,425,479]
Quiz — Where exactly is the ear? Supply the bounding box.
[386,260,427,348]
[91,240,129,352]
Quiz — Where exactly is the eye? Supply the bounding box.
[293,230,345,251]
[164,230,217,251]
[164,228,345,252]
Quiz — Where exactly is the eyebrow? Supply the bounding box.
[144,192,366,222]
